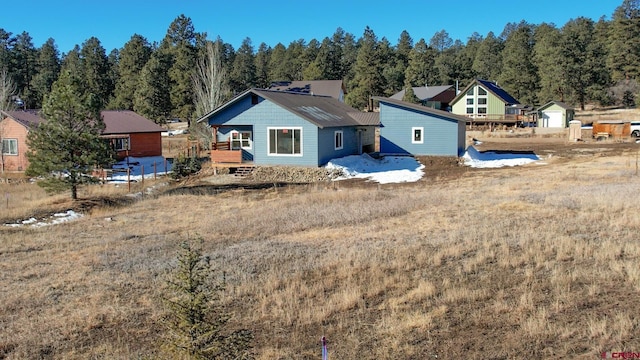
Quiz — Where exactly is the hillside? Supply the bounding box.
[1,137,640,359]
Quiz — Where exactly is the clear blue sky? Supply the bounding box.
[4,1,620,54]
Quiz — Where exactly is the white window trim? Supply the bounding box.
[411,127,424,144]
[2,138,18,155]
[267,126,303,157]
[334,130,343,150]
[230,130,252,150]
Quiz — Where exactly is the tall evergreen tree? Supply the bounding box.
[607,0,640,81]
[11,32,37,108]
[402,85,420,104]
[79,37,114,109]
[229,37,256,93]
[429,30,453,52]
[561,17,602,110]
[532,23,564,103]
[26,70,113,200]
[31,38,60,108]
[472,32,503,81]
[110,34,152,110]
[405,39,437,87]
[161,15,198,122]
[268,43,288,81]
[134,51,172,123]
[396,30,413,70]
[254,42,271,88]
[345,26,383,109]
[499,21,539,104]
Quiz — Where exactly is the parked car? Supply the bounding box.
[631,121,640,137]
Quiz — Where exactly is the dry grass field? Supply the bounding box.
[2,135,640,359]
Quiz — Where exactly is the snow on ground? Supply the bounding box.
[4,210,82,228]
[462,146,540,168]
[109,156,172,183]
[327,147,541,183]
[326,154,425,184]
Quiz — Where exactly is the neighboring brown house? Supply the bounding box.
[0,110,164,172]
[266,80,347,102]
[390,85,456,111]
[101,110,165,159]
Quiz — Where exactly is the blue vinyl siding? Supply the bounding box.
[317,127,358,165]
[208,97,320,166]
[379,102,464,156]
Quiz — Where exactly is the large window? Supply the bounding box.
[478,87,487,95]
[412,127,424,144]
[334,130,343,150]
[230,130,252,150]
[2,139,17,155]
[268,127,302,156]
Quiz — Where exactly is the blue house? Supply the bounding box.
[375,97,467,157]
[197,89,379,167]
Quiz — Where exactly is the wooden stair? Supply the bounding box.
[234,166,255,177]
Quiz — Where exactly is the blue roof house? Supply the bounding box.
[375,97,467,157]
[196,89,379,167]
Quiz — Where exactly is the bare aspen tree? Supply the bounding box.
[191,39,229,148]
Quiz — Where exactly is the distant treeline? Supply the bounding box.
[1,0,639,123]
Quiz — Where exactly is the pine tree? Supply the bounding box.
[26,70,113,200]
[402,86,420,104]
[11,32,37,108]
[162,240,253,360]
[79,37,114,109]
[31,38,61,108]
[110,34,152,110]
[133,51,172,123]
[267,43,288,81]
[229,38,256,94]
[561,17,600,110]
[405,39,437,87]
[607,0,640,81]
[499,22,539,104]
[532,23,564,103]
[254,42,271,88]
[345,26,384,109]
[472,32,503,81]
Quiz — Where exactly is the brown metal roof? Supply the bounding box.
[374,96,469,123]
[1,110,45,128]
[1,109,163,134]
[101,110,165,134]
[266,80,346,100]
[347,112,379,126]
[253,89,373,128]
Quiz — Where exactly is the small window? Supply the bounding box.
[114,138,129,151]
[478,87,487,95]
[2,139,18,155]
[230,130,252,150]
[466,98,474,105]
[412,127,424,144]
[334,130,343,150]
[478,107,487,114]
[466,88,474,96]
[478,98,487,105]
[466,107,474,114]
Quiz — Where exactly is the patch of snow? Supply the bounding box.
[326,154,425,184]
[463,146,540,168]
[4,210,83,228]
[109,156,172,183]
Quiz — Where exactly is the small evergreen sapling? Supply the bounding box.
[162,240,253,360]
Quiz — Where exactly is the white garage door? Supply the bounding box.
[542,110,564,128]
